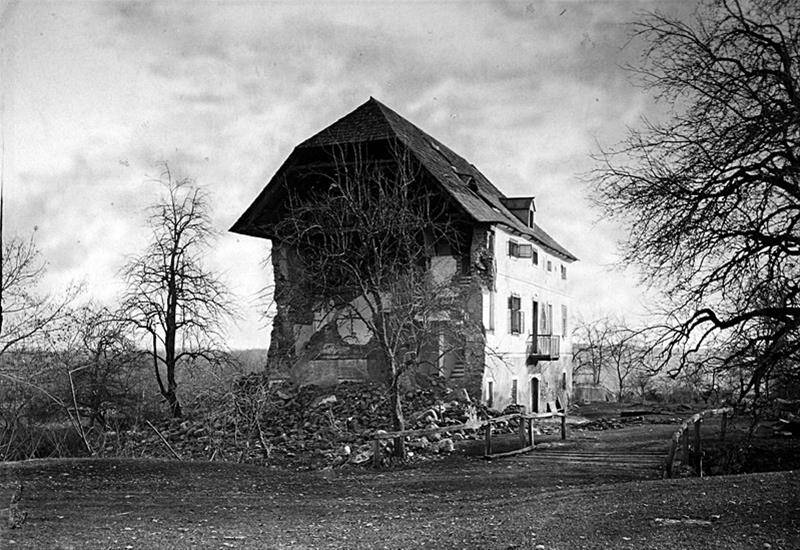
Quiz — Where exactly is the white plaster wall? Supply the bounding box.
[481,226,573,411]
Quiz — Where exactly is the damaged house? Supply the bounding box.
[231,98,577,412]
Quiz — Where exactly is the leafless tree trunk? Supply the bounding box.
[121,163,235,418]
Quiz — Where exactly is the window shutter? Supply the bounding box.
[488,290,495,331]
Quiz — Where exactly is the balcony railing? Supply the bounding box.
[527,334,560,361]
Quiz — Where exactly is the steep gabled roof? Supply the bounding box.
[231,98,577,262]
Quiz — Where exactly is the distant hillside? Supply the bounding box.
[230,349,268,374]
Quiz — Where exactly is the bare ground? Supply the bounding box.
[1,424,798,550]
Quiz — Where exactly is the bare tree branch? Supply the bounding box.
[593,0,800,401]
[120,163,236,417]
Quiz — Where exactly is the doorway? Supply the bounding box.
[531,377,540,413]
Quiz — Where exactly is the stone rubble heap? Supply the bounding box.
[105,375,541,469]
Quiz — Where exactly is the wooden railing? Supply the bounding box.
[527,335,560,360]
[664,407,733,478]
[482,411,566,459]
[371,410,567,466]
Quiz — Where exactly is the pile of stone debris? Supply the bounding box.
[103,376,524,469]
[573,413,684,431]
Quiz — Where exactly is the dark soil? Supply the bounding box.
[2,424,799,549]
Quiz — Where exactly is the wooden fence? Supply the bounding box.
[371,411,567,466]
[663,407,733,478]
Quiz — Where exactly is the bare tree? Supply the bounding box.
[593,0,800,401]
[0,233,77,357]
[271,144,475,458]
[50,305,143,427]
[121,164,234,418]
[573,316,650,401]
[572,315,616,387]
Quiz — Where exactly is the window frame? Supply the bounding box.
[508,239,533,259]
[508,295,524,334]
[487,289,495,331]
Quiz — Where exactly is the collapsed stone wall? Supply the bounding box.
[266,228,493,396]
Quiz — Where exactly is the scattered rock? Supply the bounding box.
[92,377,527,469]
[313,395,338,408]
[437,438,455,453]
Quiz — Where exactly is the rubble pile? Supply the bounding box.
[575,414,683,431]
[106,375,523,469]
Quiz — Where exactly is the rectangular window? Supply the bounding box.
[540,303,548,334]
[487,381,494,408]
[532,248,539,266]
[487,290,495,331]
[486,230,495,253]
[547,260,553,272]
[508,240,533,258]
[435,241,452,255]
[561,264,567,279]
[561,304,568,336]
[547,303,554,334]
[508,295,523,334]
[511,379,518,405]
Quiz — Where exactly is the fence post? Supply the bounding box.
[372,439,381,469]
[720,411,728,442]
[694,418,703,472]
[682,429,690,464]
[517,416,527,448]
[665,437,677,478]
[527,417,534,446]
[484,422,492,457]
[560,413,567,440]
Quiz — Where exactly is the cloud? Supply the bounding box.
[2,1,692,347]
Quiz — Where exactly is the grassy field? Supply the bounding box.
[1,425,798,549]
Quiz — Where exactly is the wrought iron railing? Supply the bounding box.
[527,334,560,360]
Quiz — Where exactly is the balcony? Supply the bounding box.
[527,334,560,361]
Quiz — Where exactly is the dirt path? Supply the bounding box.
[2,425,798,549]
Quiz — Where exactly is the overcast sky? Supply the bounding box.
[1,0,690,349]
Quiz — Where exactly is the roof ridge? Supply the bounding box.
[233,98,577,261]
